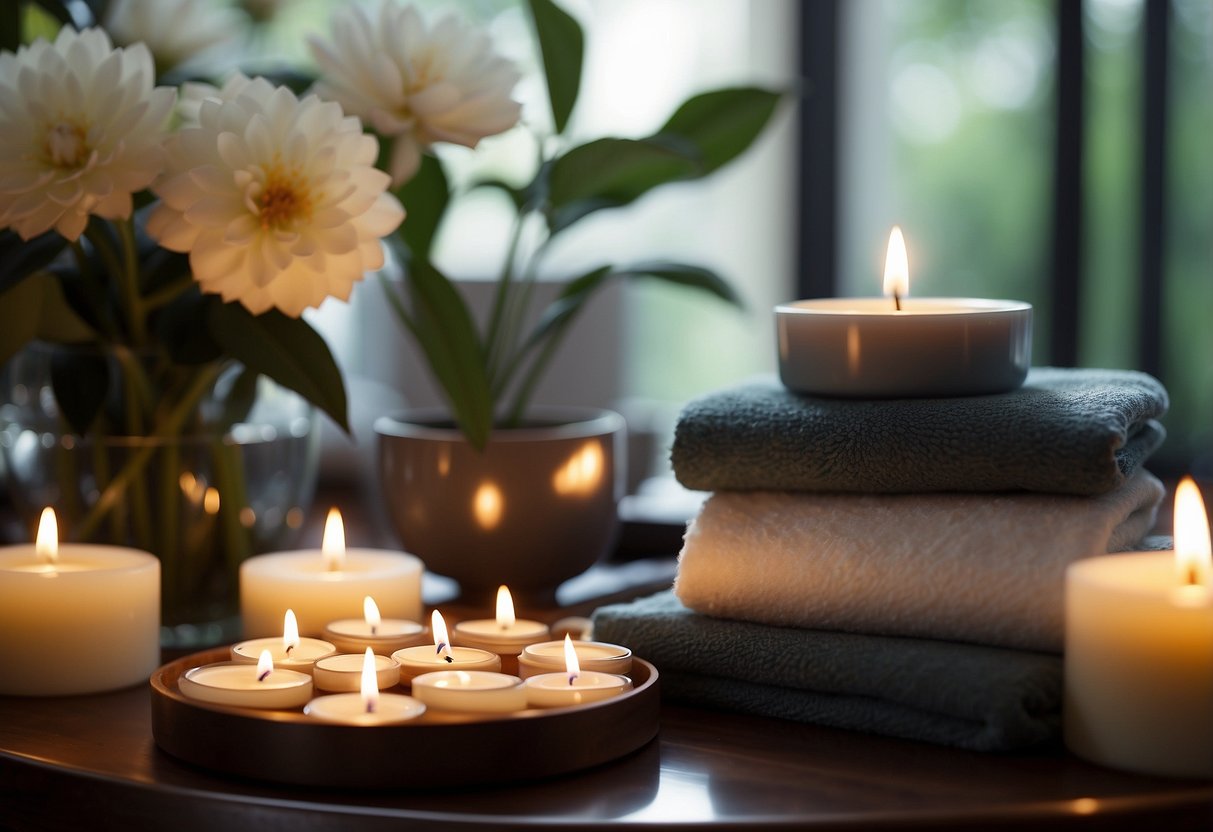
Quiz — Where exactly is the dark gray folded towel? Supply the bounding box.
[592,591,1062,753]
[670,367,1167,495]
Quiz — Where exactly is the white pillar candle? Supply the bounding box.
[231,609,336,675]
[411,670,527,713]
[314,650,400,693]
[518,639,632,679]
[304,648,425,725]
[179,650,313,709]
[393,610,501,685]
[322,595,428,655]
[775,226,1032,398]
[240,508,423,637]
[452,585,550,656]
[0,508,160,696]
[1065,477,1213,778]
[523,634,631,708]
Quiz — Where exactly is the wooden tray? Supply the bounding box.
[150,647,660,789]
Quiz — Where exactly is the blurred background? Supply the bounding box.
[47,0,1211,486]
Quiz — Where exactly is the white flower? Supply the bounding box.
[0,27,174,241]
[147,75,405,317]
[105,0,242,74]
[309,1,523,186]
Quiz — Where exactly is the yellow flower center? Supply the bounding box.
[258,165,313,230]
[45,121,90,170]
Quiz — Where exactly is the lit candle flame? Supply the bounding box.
[564,633,580,685]
[360,647,378,713]
[1174,477,1212,587]
[35,507,58,565]
[883,225,909,309]
[283,609,300,655]
[496,585,516,631]
[431,609,452,662]
[321,507,345,571]
[363,595,381,636]
[257,649,274,682]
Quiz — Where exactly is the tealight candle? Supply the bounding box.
[304,648,425,725]
[775,226,1032,398]
[179,649,313,709]
[411,670,527,713]
[523,635,631,708]
[322,595,428,655]
[240,507,423,637]
[518,639,632,679]
[453,585,550,657]
[393,610,501,685]
[1065,477,1213,778]
[0,508,160,696]
[231,609,336,675]
[313,648,400,693]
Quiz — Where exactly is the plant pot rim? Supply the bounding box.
[374,406,624,443]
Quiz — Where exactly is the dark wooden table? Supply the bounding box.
[2,558,1211,832]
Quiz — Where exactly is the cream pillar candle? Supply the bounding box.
[775,226,1032,398]
[452,585,550,656]
[1064,477,1213,778]
[0,508,160,696]
[240,508,423,637]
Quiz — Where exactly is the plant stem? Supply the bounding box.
[483,212,526,381]
[76,362,223,539]
[504,313,573,426]
[143,277,195,312]
[113,347,154,552]
[116,218,147,346]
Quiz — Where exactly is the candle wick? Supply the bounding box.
[371,625,378,636]
[567,673,578,686]
[444,654,454,664]
[285,644,294,656]
[1185,563,1200,586]
[366,700,376,714]
[893,290,902,312]
[258,669,271,682]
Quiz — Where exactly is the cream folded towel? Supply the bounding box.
[674,470,1165,652]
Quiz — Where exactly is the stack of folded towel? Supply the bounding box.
[593,367,1170,752]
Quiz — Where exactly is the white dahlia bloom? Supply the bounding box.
[147,75,404,317]
[0,27,174,241]
[105,0,242,74]
[309,1,523,186]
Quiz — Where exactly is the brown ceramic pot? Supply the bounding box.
[375,408,626,607]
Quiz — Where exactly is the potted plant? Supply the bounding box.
[307,0,783,604]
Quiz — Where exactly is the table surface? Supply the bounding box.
[2,565,1211,832]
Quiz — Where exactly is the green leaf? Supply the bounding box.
[546,138,699,233]
[525,0,583,134]
[50,348,108,435]
[0,274,95,366]
[0,229,69,293]
[217,366,259,430]
[470,177,528,213]
[154,289,221,365]
[206,301,349,433]
[396,153,450,260]
[525,265,613,349]
[387,259,494,448]
[0,279,42,367]
[616,260,744,307]
[655,87,782,173]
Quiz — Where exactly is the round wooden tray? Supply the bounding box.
[150,647,660,789]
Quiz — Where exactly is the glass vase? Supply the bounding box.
[0,343,320,648]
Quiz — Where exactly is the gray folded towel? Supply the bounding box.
[592,591,1062,752]
[670,367,1167,495]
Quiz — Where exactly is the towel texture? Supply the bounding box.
[674,469,1164,653]
[670,367,1168,496]
[592,591,1062,752]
